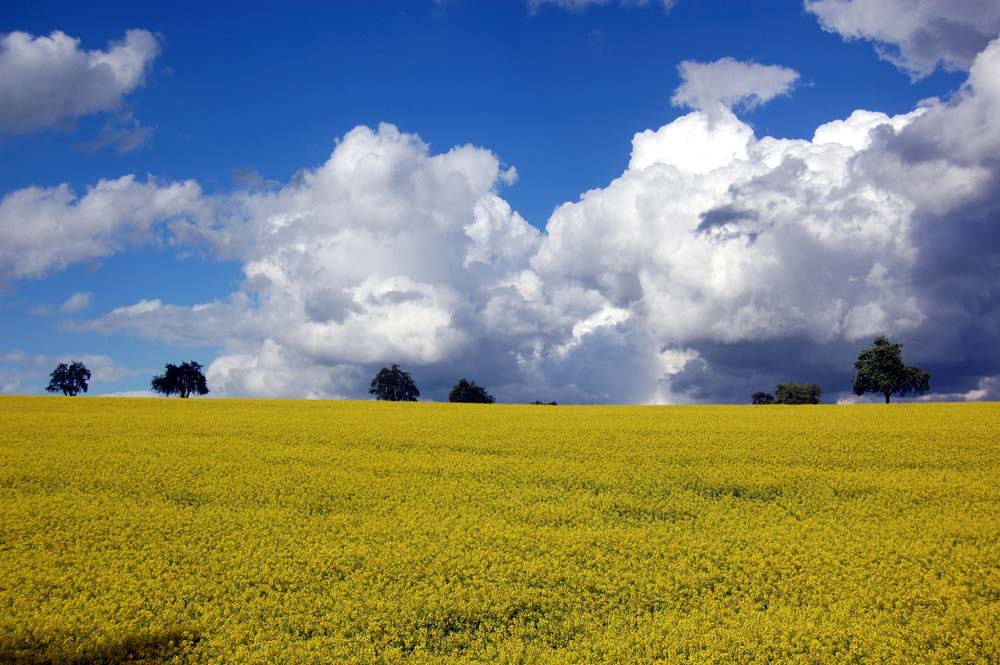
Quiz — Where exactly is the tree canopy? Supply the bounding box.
[448,378,495,404]
[46,361,91,396]
[774,382,822,405]
[151,361,209,398]
[852,336,930,403]
[369,364,420,401]
[751,391,775,405]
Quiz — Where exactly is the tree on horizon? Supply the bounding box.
[774,382,822,404]
[369,364,420,401]
[46,361,91,396]
[448,378,495,404]
[151,361,209,398]
[852,336,929,403]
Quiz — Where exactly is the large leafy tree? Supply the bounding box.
[448,378,495,404]
[369,364,420,401]
[852,336,930,403]
[151,361,209,398]
[46,361,91,396]
[774,382,822,404]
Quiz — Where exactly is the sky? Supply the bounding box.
[2,0,1000,403]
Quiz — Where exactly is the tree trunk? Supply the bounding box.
[884,392,891,404]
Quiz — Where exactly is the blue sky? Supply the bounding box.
[2,0,999,402]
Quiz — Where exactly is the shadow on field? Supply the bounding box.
[0,629,201,664]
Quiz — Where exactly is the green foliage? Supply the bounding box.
[151,361,209,398]
[774,382,822,405]
[852,336,930,403]
[751,392,775,405]
[448,378,495,404]
[45,361,91,396]
[369,364,420,401]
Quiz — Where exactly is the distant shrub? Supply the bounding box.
[449,378,495,404]
[774,382,822,405]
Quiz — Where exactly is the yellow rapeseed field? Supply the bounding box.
[1,396,998,663]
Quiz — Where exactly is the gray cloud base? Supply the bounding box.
[806,0,1000,78]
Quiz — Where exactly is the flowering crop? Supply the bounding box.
[1,396,998,663]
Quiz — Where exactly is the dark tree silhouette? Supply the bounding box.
[448,378,495,404]
[369,364,420,401]
[852,335,930,403]
[751,391,775,405]
[151,361,209,398]
[46,361,91,396]
[774,382,822,404]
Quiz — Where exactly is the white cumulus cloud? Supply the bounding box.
[0,174,208,282]
[20,35,1000,404]
[805,0,1000,79]
[0,29,159,134]
[671,57,800,113]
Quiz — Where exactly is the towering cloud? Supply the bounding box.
[72,33,1000,402]
[81,124,550,399]
[9,20,1000,403]
[0,29,159,134]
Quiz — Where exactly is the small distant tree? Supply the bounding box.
[369,364,420,401]
[751,391,775,405]
[151,361,209,398]
[852,335,930,403]
[774,382,822,405]
[448,378,495,404]
[531,400,558,406]
[46,361,91,396]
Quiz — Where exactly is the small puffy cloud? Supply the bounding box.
[0,174,208,282]
[806,0,1000,79]
[0,29,159,134]
[671,57,799,113]
[59,291,93,314]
